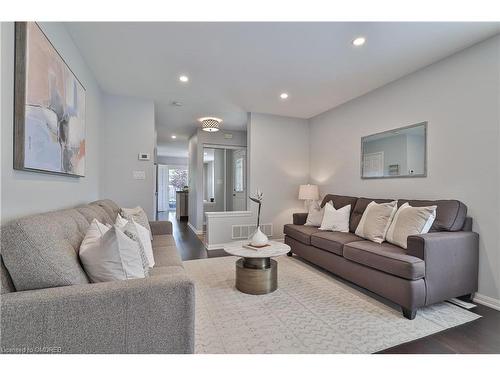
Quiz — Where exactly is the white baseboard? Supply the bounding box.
[473,293,500,311]
[206,243,225,251]
[187,222,204,235]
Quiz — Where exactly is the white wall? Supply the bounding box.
[99,94,156,219]
[309,36,500,303]
[156,155,187,166]
[1,22,102,223]
[248,113,310,238]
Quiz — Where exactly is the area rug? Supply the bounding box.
[184,255,480,354]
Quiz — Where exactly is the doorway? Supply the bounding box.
[202,146,247,217]
[157,164,188,212]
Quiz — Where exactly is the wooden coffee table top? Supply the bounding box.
[223,240,290,258]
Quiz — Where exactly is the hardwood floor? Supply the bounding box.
[157,211,228,260]
[160,211,500,354]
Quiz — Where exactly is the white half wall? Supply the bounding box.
[309,36,500,302]
[99,94,156,219]
[248,113,310,239]
[1,22,102,222]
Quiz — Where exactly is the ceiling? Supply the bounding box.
[66,22,500,157]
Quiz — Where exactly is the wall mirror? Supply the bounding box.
[361,122,427,179]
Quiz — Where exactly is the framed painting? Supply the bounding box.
[14,22,86,177]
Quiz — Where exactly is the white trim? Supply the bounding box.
[205,243,226,251]
[205,210,252,218]
[203,143,247,151]
[187,221,204,235]
[473,293,500,311]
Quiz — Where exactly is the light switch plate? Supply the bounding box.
[133,170,146,180]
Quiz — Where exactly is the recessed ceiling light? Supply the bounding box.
[179,75,189,83]
[352,37,366,47]
[171,135,177,139]
[280,93,289,100]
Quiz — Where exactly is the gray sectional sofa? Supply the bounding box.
[284,194,479,320]
[0,199,194,354]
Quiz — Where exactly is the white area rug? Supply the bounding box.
[184,255,480,354]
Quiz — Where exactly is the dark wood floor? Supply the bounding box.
[160,211,500,354]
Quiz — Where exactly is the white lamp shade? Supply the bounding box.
[298,184,319,200]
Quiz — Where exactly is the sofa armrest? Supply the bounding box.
[149,220,173,235]
[407,231,479,304]
[293,213,308,225]
[0,274,195,353]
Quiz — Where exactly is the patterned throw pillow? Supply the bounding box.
[123,226,151,277]
[121,207,152,240]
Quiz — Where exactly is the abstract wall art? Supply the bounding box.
[14,22,86,177]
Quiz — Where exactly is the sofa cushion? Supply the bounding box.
[283,224,322,245]
[397,199,467,232]
[76,205,113,225]
[310,231,364,256]
[1,213,90,291]
[1,256,15,294]
[321,194,358,210]
[343,241,425,280]
[90,199,120,221]
[149,265,185,277]
[153,234,176,248]
[153,245,183,267]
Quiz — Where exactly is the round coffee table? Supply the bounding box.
[224,240,291,295]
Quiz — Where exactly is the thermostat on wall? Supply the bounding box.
[138,153,150,161]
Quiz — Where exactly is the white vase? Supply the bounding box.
[249,226,269,247]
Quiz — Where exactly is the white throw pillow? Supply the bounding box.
[319,203,351,232]
[305,200,325,226]
[79,219,147,283]
[355,201,398,243]
[115,213,128,227]
[123,219,155,268]
[115,214,154,269]
[386,203,437,249]
[121,206,152,240]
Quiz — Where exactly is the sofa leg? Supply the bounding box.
[402,308,417,320]
[287,251,293,257]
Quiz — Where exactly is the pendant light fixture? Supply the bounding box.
[199,117,222,132]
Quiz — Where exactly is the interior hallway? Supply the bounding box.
[157,211,227,260]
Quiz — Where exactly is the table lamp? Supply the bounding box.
[298,184,319,211]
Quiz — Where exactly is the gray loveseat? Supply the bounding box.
[284,194,479,320]
[0,199,194,354]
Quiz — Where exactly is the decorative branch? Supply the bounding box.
[249,189,263,228]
